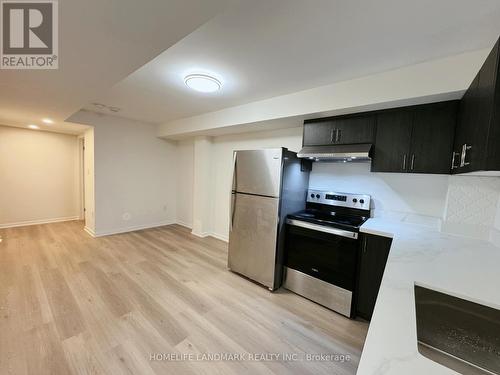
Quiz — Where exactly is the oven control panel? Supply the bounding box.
[307,189,371,210]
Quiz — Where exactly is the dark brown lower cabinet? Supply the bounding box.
[356,233,393,320]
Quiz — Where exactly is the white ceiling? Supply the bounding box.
[0,0,236,134]
[86,0,500,125]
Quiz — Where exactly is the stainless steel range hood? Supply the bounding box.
[297,144,372,162]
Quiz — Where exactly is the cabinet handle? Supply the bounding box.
[332,128,340,143]
[410,154,415,171]
[451,151,460,169]
[402,154,407,171]
[460,144,472,167]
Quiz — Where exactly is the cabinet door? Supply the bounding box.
[480,40,499,170]
[454,41,498,173]
[371,110,413,172]
[356,234,392,321]
[303,115,375,146]
[302,122,334,146]
[453,74,479,173]
[333,115,376,144]
[410,101,458,174]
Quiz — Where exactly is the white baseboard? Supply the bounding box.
[84,226,96,237]
[0,216,80,229]
[191,229,228,243]
[191,230,210,238]
[83,218,227,242]
[175,220,193,229]
[92,220,176,237]
[209,232,229,242]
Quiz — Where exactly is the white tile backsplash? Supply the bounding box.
[310,162,500,243]
[444,176,500,225]
[309,162,450,218]
[490,192,500,246]
[442,176,500,239]
[495,194,500,230]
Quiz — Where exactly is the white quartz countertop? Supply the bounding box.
[356,217,500,375]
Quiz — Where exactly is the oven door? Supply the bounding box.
[283,219,359,317]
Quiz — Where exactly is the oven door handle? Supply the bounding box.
[286,219,358,239]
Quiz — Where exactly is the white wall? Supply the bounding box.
[0,125,81,227]
[192,137,214,237]
[83,128,95,233]
[180,126,454,240]
[67,111,500,245]
[181,126,500,244]
[176,139,194,228]
[69,111,178,236]
[209,127,303,240]
[174,126,303,239]
[193,126,454,239]
[309,163,450,220]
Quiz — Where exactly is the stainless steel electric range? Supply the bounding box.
[283,189,371,317]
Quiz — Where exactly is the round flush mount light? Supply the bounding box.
[184,74,221,93]
[92,102,107,110]
[28,124,39,129]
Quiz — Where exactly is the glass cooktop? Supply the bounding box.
[287,209,368,231]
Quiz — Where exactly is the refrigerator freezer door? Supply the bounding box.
[228,192,280,289]
[233,149,283,197]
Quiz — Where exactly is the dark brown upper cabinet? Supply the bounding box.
[303,114,375,146]
[410,101,458,174]
[371,109,413,173]
[453,37,500,174]
[372,101,458,174]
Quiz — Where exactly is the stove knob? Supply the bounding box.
[352,198,358,203]
[315,194,320,199]
[359,199,365,204]
[310,193,315,198]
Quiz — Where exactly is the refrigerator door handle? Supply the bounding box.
[229,152,237,231]
[230,193,236,232]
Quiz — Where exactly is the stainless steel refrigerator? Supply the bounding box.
[228,148,310,290]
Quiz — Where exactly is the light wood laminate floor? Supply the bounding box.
[0,221,368,375]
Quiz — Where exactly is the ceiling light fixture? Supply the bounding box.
[92,102,107,110]
[42,118,54,124]
[91,103,121,113]
[28,124,39,129]
[184,74,221,93]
